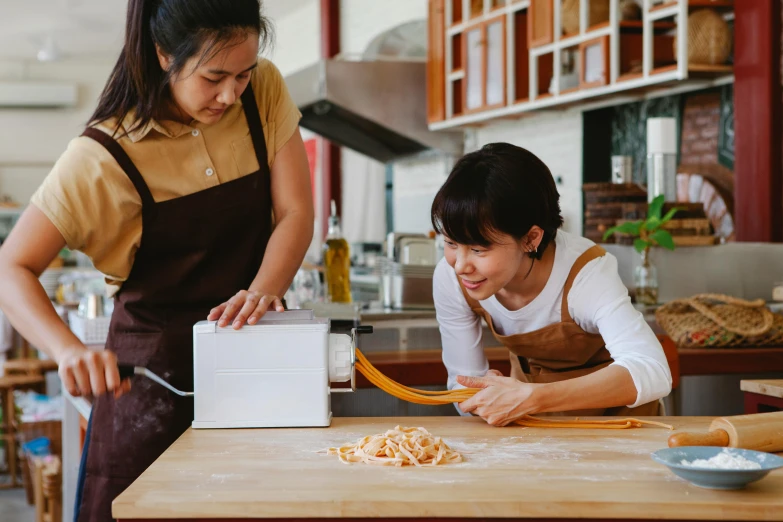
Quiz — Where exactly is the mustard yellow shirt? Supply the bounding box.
[31,59,301,295]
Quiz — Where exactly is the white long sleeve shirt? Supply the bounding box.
[433,230,672,409]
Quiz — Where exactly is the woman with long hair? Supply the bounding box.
[0,1,313,519]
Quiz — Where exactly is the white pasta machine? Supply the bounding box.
[119,310,371,428]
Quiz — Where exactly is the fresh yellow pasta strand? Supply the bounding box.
[355,349,673,430]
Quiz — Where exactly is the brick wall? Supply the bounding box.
[679,92,721,165]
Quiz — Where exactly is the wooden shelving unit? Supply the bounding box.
[427,0,734,129]
[651,0,733,13]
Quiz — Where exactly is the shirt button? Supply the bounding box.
[206,168,214,177]
[192,129,200,137]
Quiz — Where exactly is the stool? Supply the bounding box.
[741,379,783,414]
[0,374,45,488]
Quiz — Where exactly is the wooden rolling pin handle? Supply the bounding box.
[668,429,730,448]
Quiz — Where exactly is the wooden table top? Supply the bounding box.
[112,416,783,521]
[742,380,783,399]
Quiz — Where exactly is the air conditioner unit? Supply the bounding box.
[0,81,78,108]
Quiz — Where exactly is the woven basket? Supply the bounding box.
[562,0,609,34]
[656,294,783,348]
[677,9,732,65]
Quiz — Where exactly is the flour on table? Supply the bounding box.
[680,449,762,470]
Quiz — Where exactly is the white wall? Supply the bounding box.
[0,59,115,204]
[341,148,387,243]
[392,109,586,237]
[340,0,427,56]
[471,110,584,236]
[265,0,320,76]
[392,153,453,235]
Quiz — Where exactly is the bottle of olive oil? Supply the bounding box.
[323,200,352,303]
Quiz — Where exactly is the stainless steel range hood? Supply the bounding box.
[285,59,463,163]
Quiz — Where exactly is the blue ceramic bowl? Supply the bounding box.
[651,447,783,490]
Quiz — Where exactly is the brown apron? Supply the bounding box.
[460,245,661,417]
[75,84,273,522]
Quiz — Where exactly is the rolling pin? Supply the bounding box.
[668,411,783,452]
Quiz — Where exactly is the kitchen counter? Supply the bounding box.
[361,307,436,321]
[112,416,783,521]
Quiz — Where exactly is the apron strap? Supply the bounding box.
[81,127,155,207]
[240,83,270,170]
[560,244,607,322]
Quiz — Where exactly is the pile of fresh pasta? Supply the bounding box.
[325,426,462,467]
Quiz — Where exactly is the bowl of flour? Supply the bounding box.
[651,447,783,490]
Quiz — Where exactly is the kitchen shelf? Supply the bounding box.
[650,1,678,12]
[619,20,677,33]
[448,0,530,35]
[559,86,580,96]
[688,63,734,77]
[429,0,734,130]
[616,72,645,83]
[651,0,733,13]
[559,22,613,47]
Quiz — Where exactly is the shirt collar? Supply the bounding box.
[121,110,197,143]
[121,97,245,143]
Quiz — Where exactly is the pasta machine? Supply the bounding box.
[119,310,371,428]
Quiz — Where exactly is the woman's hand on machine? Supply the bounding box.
[208,289,285,329]
[456,373,537,426]
[57,346,131,399]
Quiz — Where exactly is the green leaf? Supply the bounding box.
[633,238,650,253]
[644,216,661,231]
[647,195,665,221]
[650,229,676,250]
[660,207,680,225]
[602,220,643,240]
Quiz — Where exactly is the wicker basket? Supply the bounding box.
[678,9,732,65]
[655,294,783,348]
[562,0,609,34]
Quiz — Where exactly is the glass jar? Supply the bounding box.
[634,248,659,305]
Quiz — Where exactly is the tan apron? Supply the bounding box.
[459,245,661,417]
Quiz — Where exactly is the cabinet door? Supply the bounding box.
[528,0,554,48]
[427,0,446,123]
[465,26,484,111]
[485,19,506,107]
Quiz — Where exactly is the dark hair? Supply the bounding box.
[431,143,564,260]
[89,0,272,135]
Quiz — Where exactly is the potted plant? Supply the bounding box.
[602,195,679,305]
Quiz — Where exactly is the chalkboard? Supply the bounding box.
[717,83,735,170]
[610,94,683,184]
